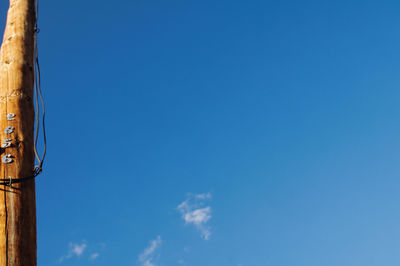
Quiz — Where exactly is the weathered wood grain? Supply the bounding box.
[0,0,37,265]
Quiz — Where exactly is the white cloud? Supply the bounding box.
[138,236,162,266]
[177,193,213,240]
[89,253,99,261]
[183,207,211,225]
[59,242,87,263]
[195,192,212,200]
[72,243,86,256]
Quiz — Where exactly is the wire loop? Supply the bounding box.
[33,0,46,177]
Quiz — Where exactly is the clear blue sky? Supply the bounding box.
[2,0,400,265]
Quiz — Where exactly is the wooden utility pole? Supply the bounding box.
[0,0,37,265]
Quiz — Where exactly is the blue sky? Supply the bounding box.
[2,0,400,265]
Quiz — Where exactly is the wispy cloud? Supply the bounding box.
[138,236,162,266]
[195,192,212,200]
[59,242,87,263]
[89,253,99,261]
[177,193,213,240]
[59,241,105,263]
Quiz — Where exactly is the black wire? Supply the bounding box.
[33,0,46,173]
[35,55,46,170]
[0,169,40,186]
